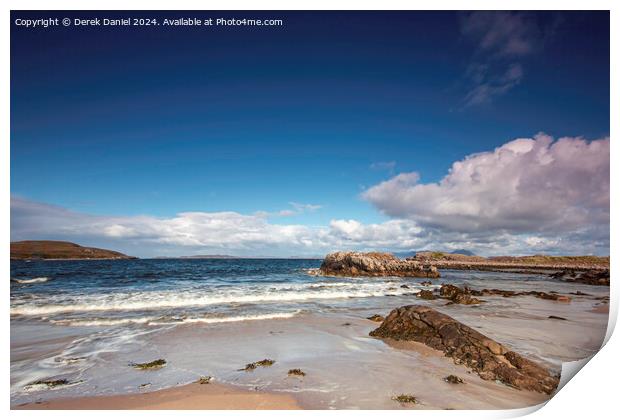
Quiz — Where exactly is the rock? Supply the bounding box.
[369,305,559,394]
[198,376,213,384]
[318,252,440,278]
[367,314,385,322]
[439,284,483,305]
[548,316,567,320]
[420,281,433,286]
[401,284,410,289]
[550,269,609,286]
[417,290,437,300]
[443,375,464,384]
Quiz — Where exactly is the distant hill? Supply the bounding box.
[179,254,240,259]
[11,241,136,260]
[449,249,475,256]
[178,255,322,259]
[392,251,416,259]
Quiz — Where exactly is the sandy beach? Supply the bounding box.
[14,382,300,410]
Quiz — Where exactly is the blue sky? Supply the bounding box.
[10,11,610,257]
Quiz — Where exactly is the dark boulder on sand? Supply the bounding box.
[439,284,482,305]
[318,252,439,278]
[369,305,559,394]
[417,290,437,300]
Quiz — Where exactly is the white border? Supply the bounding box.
[3,2,617,420]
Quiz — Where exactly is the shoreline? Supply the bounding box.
[13,382,301,410]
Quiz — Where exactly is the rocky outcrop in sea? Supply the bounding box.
[318,252,440,278]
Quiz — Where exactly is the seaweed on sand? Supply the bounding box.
[131,358,167,370]
[392,394,418,404]
[27,379,69,388]
[443,375,464,384]
[288,369,306,376]
[240,359,275,371]
[198,376,213,384]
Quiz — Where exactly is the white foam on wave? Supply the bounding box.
[11,281,419,316]
[50,311,301,327]
[12,277,49,284]
[50,316,158,327]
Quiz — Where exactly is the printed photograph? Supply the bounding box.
[10,10,610,410]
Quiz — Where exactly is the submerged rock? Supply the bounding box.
[198,376,213,384]
[370,305,559,394]
[367,314,385,322]
[548,316,567,320]
[318,252,439,278]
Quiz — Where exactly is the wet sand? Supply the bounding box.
[14,382,300,410]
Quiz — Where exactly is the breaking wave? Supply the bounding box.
[11,277,49,284]
[11,281,419,316]
[50,311,302,327]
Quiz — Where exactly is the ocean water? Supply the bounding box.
[10,259,610,407]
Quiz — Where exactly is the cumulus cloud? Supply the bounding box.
[459,12,556,106]
[363,134,609,252]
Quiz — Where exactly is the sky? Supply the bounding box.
[10,11,610,257]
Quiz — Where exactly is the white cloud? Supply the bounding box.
[10,196,427,257]
[362,134,609,249]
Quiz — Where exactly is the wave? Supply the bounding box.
[50,311,301,327]
[11,277,49,284]
[11,283,419,316]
